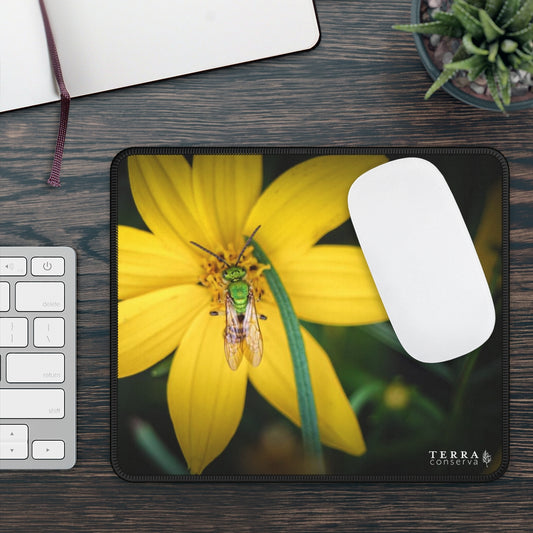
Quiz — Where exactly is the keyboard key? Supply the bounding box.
[0,257,26,276]
[6,353,64,383]
[32,440,65,460]
[0,317,28,347]
[0,282,9,311]
[0,425,28,460]
[31,257,65,276]
[15,282,64,312]
[33,317,65,347]
[0,425,28,442]
[0,389,64,419]
[0,442,28,460]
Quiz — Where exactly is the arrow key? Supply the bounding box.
[32,440,65,460]
[0,424,28,442]
[0,441,28,459]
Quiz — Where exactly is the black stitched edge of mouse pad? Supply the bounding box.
[110,147,509,482]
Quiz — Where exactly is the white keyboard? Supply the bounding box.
[0,247,76,470]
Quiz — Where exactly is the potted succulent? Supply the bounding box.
[394,0,533,112]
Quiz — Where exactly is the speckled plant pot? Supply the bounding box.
[411,0,533,112]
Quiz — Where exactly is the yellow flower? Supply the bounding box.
[118,153,388,474]
[383,381,410,410]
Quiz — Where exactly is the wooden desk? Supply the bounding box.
[1,1,531,530]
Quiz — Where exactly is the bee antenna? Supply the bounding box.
[190,241,231,267]
[236,225,261,265]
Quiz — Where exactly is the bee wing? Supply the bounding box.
[224,292,244,371]
[241,288,263,368]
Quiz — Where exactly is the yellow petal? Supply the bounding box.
[118,285,210,378]
[167,310,248,474]
[128,155,209,250]
[278,245,387,325]
[190,155,263,249]
[245,155,388,265]
[118,225,202,300]
[249,303,366,456]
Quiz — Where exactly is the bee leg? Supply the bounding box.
[259,314,267,320]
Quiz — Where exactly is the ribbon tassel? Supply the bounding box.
[39,0,71,187]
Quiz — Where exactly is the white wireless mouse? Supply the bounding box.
[348,157,496,364]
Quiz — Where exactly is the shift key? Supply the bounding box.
[0,389,64,418]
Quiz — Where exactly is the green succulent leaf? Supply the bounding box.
[486,65,506,111]
[433,11,463,28]
[501,38,519,52]
[485,0,505,18]
[424,45,469,99]
[496,53,508,70]
[463,33,490,54]
[493,61,512,105]
[519,61,533,73]
[508,52,523,67]
[464,0,485,7]
[479,9,506,41]
[455,0,482,17]
[425,68,456,99]
[392,21,462,37]
[453,42,471,61]
[502,78,512,105]
[516,47,533,60]
[496,0,522,27]
[453,2,485,39]
[509,22,533,44]
[508,50,533,71]
[444,53,488,71]
[496,55,510,87]
[488,41,500,61]
[468,59,490,79]
[505,0,533,31]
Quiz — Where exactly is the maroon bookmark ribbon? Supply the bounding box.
[39,0,70,187]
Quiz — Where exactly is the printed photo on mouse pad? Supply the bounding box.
[111,147,508,481]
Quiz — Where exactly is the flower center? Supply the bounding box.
[198,243,270,311]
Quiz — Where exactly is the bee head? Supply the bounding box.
[222,266,246,282]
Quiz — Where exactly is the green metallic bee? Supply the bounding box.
[190,226,264,371]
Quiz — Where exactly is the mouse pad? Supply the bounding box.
[110,147,508,481]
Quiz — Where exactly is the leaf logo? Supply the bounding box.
[482,450,492,467]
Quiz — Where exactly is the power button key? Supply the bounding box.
[31,257,65,276]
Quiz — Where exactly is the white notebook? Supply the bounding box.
[0,0,320,112]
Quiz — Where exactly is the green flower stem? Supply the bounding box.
[150,354,173,377]
[251,238,324,466]
[449,266,501,435]
[350,382,386,414]
[450,349,480,423]
[132,418,188,475]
